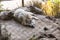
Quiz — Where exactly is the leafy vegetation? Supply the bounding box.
[42,1,58,17]
[46,0,60,17]
[0,1,4,12]
[32,1,42,9]
[32,0,60,17]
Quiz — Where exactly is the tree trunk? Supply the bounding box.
[0,24,1,36]
[22,0,24,7]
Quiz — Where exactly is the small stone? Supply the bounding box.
[48,34,56,38]
[57,27,60,30]
[46,16,56,22]
[55,38,58,40]
[44,27,48,31]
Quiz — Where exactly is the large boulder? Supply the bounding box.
[29,6,43,14]
[0,24,11,40]
[0,11,13,20]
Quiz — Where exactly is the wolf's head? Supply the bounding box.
[25,14,38,28]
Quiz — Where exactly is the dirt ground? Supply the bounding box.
[0,14,60,40]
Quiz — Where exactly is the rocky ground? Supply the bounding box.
[0,14,60,40]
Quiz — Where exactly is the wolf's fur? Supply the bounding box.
[13,8,38,28]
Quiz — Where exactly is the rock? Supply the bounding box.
[46,16,56,22]
[47,34,56,38]
[29,6,43,14]
[0,11,13,20]
[0,24,11,40]
[40,38,57,40]
[57,27,60,30]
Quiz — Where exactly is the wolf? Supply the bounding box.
[13,8,38,28]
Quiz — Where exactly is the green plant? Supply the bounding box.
[0,1,4,12]
[41,0,60,17]
[32,1,42,9]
